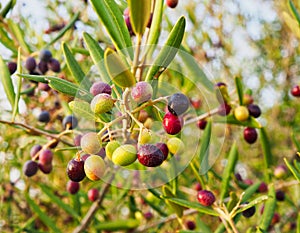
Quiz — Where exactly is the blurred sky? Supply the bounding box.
[0,0,282,110]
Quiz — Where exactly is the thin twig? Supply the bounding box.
[72,172,116,233]
[132,209,198,233]
[132,34,143,79]
[184,107,220,125]
[0,119,73,146]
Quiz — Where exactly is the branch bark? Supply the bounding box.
[72,173,116,233]
[0,119,74,146]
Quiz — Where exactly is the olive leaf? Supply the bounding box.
[220,142,238,202]
[62,42,92,90]
[162,185,184,217]
[0,55,15,109]
[145,16,186,81]
[128,0,151,35]
[90,0,133,59]
[82,32,110,83]
[104,48,136,88]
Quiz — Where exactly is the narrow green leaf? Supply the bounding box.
[20,84,36,95]
[104,48,136,88]
[199,121,212,173]
[241,182,261,202]
[72,194,81,217]
[147,0,163,46]
[257,185,276,232]
[25,194,62,233]
[164,197,218,216]
[141,195,167,217]
[7,19,31,54]
[90,0,133,59]
[71,47,89,55]
[235,77,244,105]
[82,32,110,83]
[284,158,300,181]
[289,0,300,25]
[260,128,273,182]
[148,188,163,199]
[162,186,184,217]
[0,55,15,108]
[38,184,80,221]
[178,46,214,92]
[227,192,239,212]
[0,0,16,18]
[145,16,186,81]
[189,162,205,190]
[62,42,91,90]
[47,12,79,46]
[12,47,22,120]
[292,131,300,151]
[46,76,93,102]
[295,159,300,172]
[128,0,151,35]
[220,142,238,201]
[235,195,268,215]
[14,216,36,233]
[95,219,139,231]
[18,73,47,83]
[0,27,18,53]
[215,115,262,128]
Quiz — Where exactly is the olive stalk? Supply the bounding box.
[0,119,73,146]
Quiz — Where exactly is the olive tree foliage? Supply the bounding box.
[0,0,299,233]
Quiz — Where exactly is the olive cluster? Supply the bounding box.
[66,80,189,188]
[23,115,78,178]
[25,49,61,75]
[213,82,262,144]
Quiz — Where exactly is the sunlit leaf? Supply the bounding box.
[147,0,163,46]
[162,185,184,217]
[0,0,16,18]
[47,12,79,46]
[289,0,300,25]
[260,127,273,182]
[235,195,268,215]
[7,19,31,54]
[128,0,151,35]
[0,27,18,53]
[0,55,15,109]
[104,48,136,88]
[82,32,110,83]
[46,76,93,102]
[90,0,133,59]
[62,42,91,90]
[163,197,218,216]
[199,121,212,173]
[284,158,300,181]
[145,16,186,81]
[215,115,262,128]
[220,142,238,201]
[256,185,276,232]
[18,73,47,83]
[12,47,22,120]
[235,77,244,105]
